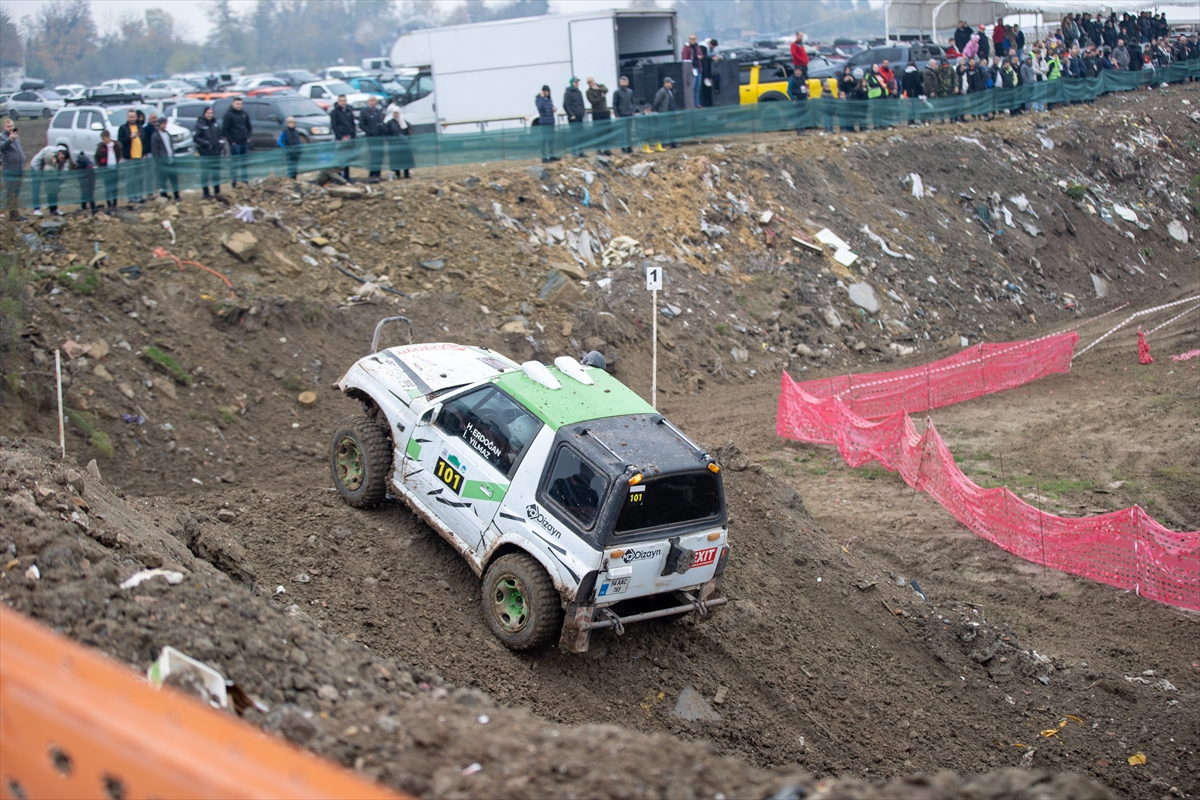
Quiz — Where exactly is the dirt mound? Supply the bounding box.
[2,437,1124,799]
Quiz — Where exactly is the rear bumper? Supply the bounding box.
[558,578,724,653]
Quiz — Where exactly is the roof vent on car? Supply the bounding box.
[553,356,594,386]
[522,361,561,390]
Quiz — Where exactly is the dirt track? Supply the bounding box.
[2,81,1199,799]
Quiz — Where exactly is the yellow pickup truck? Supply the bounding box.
[738,63,839,104]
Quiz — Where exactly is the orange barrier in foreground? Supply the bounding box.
[0,606,406,800]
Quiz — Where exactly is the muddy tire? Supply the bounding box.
[329,415,390,508]
[482,553,563,651]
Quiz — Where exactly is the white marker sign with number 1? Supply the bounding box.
[646,266,663,291]
[646,266,662,408]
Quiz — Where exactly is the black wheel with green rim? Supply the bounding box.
[482,553,563,650]
[329,415,390,508]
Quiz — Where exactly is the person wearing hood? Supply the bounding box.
[963,33,980,60]
[563,77,586,157]
[977,25,990,61]
[901,61,923,98]
[534,85,557,163]
[384,108,414,179]
[193,106,223,199]
[1019,55,1039,112]
[29,144,73,216]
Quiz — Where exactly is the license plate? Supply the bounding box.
[598,576,630,597]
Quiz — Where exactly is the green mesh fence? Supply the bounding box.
[3,61,1197,211]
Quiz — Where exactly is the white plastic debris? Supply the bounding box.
[161,220,176,244]
[758,210,774,224]
[780,170,795,189]
[24,564,40,581]
[832,248,858,267]
[120,568,184,590]
[234,206,255,223]
[1001,207,1014,227]
[1167,220,1189,243]
[1037,134,1055,150]
[861,224,911,259]
[147,646,228,708]
[910,173,926,199]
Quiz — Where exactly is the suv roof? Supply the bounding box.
[491,367,654,431]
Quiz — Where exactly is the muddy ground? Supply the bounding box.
[2,82,1198,799]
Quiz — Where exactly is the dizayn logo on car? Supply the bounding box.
[525,503,562,539]
[623,547,662,564]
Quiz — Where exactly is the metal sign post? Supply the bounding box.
[646,264,663,408]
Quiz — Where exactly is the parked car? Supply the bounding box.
[141,80,197,100]
[274,69,322,87]
[321,66,365,81]
[245,86,298,98]
[343,76,391,103]
[230,75,289,92]
[164,100,212,133]
[806,55,845,80]
[846,43,946,70]
[0,94,9,114]
[210,95,333,148]
[54,84,87,99]
[298,81,372,110]
[99,79,145,95]
[7,90,65,119]
[46,103,194,159]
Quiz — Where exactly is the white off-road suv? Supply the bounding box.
[330,318,730,652]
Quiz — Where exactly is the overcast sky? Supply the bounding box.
[1,0,639,42]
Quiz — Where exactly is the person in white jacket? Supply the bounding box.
[29,144,72,216]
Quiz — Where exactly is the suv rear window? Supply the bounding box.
[614,472,722,535]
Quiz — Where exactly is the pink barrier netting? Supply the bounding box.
[777,339,1200,611]
[791,332,1079,423]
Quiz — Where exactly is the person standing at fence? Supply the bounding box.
[359,96,385,182]
[330,95,357,182]
[28,143,62,216]
[94,130,120,210]
[1112,38,1130,70]
[682,34,709,108]
[117,109,145,204]
[612,76,635,154]
[222,97,253,187]
[150,117,180,201]
[73,149,95,215]
[277,116,303,179]
[384,108,413,179]
[194,106,223,198]
[563,77,586,158]
[31,145,72,216]
[790,32,809,84]
[585,78,611,155]
[651,76,678,149]
[534,85,557,163]
[954,21,972,54]
[0,118,24,221]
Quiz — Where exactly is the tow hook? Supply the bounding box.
[597,607,625,635]
[681,590,707,617]
[661,537,696,576]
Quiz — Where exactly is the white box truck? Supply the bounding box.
[390,9,678,133]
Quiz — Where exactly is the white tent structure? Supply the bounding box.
[880,0,1181,43]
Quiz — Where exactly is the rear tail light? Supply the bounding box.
[713,545,730,576]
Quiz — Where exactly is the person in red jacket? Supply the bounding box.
[791,32,809,80]
[993,17,1007,56]
[878,59,898,97]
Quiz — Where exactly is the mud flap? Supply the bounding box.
[558,603,594,653]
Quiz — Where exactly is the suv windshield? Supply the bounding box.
[324,82,355,95]
[270,98,326,118]
[614,472,722,535]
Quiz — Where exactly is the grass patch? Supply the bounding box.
[808,467,828,476]
[1141,247,1154,261]
[218,406,240,425]
[852,465,892,481]
[1064,184,1087,201]
[714,323,732,336]
[56,265,99,295]
[63,408,113,458]
[1154,467,1200,486]
[1,252,32,401]
[284,375,305,392]
[144,347,192,386]
[1149,395,1175,408]
[979,473,1092,496]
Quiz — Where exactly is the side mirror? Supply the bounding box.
[269,115,281,123]
[418,404,441,427]
[90,122,103,131]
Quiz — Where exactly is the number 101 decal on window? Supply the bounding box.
[435,456,464,494]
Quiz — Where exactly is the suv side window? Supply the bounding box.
[435,386,539,477]
[255,103,274,120]
[51,111,75,129]
[542,446,607,529]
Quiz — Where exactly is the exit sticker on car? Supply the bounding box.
[691,547,718,569]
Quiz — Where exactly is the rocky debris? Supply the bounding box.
[1167,220,1189,243]
[537,270,584,307]
[223,230,258,262]
[847,282,880,314]
[326,185,367,200]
